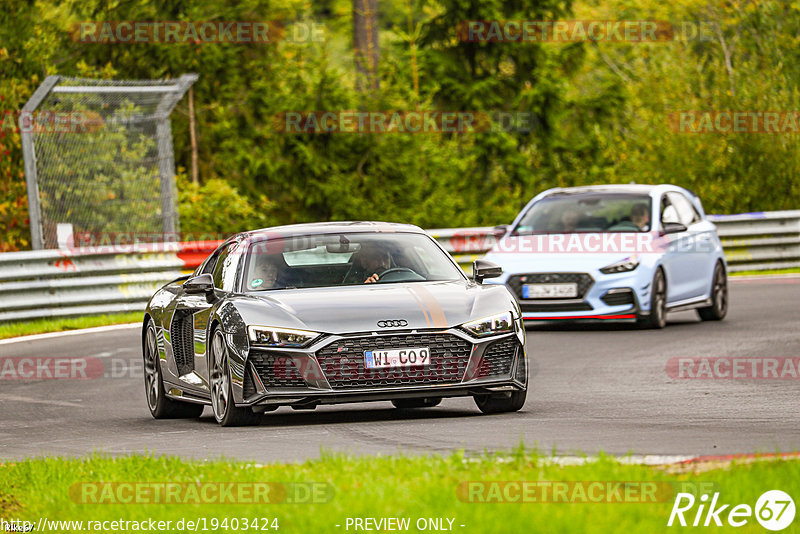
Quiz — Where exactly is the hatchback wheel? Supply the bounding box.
[697,263,728,321]
[639,268,667,329]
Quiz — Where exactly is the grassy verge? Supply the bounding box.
[1,451,797,533]
[0,312,142,340]
[730,267,800,276]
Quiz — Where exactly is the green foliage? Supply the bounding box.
[1,0,799,251]
[178,175,272,237]
[0,311,143,338]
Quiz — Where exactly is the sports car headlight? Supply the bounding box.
[600,255,639,274]
[461,311,514,337]
[247,326,321,348]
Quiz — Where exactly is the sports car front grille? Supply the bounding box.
[243,351,308,397]
[476,336,519,378]
[514,350,526,381]
[170,312,194,376]
[507,273,594,300]
[315,334,472,389]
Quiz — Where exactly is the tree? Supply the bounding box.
[353,0,380,92]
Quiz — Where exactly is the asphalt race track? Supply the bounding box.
[2,277,798,463]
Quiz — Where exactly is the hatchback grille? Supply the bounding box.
[244,351,307,397]
[507,273,594,300]
[520,301,593,312]
[476,336,519,378]
[170,312,194,376]
[316,334,472,389]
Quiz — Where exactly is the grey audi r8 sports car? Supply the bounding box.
[142,222,527,426]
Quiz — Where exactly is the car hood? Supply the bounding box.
[228,280,515,333]
[485,234,653,276]
[484,251,630,274]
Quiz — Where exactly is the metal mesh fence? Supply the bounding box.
[21,75,196,249]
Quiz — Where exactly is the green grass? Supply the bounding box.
[730,267,800,276]
[1,451,798,533]
[0,312,143,340]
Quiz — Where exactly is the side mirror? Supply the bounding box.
[473,259,502,284]
[183,273,215,295]
[662,222,688,235]
[492,225,509,239]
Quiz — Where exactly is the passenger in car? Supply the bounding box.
[249,255,289,290]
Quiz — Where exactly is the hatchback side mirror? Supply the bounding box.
[662,222,688,235]
[184,273,215,295]
[473,259,502,284]
[493,225,509,239]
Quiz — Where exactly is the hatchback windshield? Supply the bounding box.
[243,232,465,291]
[513,193,653,234]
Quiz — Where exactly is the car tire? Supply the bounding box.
[697,262,728,321]
[391,398,442,409]
[143,319,204,419]
[473,389,527,414]
[209,328,261,427]
[639,268,667,329]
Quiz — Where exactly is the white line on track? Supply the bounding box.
[0,323,141,346]
[460,454,696,466]
[542,455,696,466]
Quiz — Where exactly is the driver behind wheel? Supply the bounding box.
[345,242,392,284]
[630,203,651,231]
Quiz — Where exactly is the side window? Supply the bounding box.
[212,242,240,291]
[666,192,700,226]
[199,248,222,276]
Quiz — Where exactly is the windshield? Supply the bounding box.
[243,232,465,291]
[513,193,653,234]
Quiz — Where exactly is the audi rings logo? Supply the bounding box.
[377,319,408,328]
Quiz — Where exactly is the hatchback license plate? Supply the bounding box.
[364,348,430,369]
[523,283,578,299]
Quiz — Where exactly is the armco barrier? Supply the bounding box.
[0,211,798,322]
[429,210,800,273]
[0,242,217,322]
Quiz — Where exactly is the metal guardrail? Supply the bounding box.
[0,211,798,322]
[0,244,195,322]
[429,210,800,274]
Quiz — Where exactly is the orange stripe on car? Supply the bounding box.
[410,285,448,328]
[406,287,432,327]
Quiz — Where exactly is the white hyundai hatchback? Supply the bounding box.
[483,184,728,328]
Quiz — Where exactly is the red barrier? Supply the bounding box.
[177,240,223,269]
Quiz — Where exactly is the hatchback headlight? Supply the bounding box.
[600,255,639,274]
[461,311,514,337]
[247,326,321,348]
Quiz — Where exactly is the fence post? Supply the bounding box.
[20,75,61,250]
[155,74,198,238]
